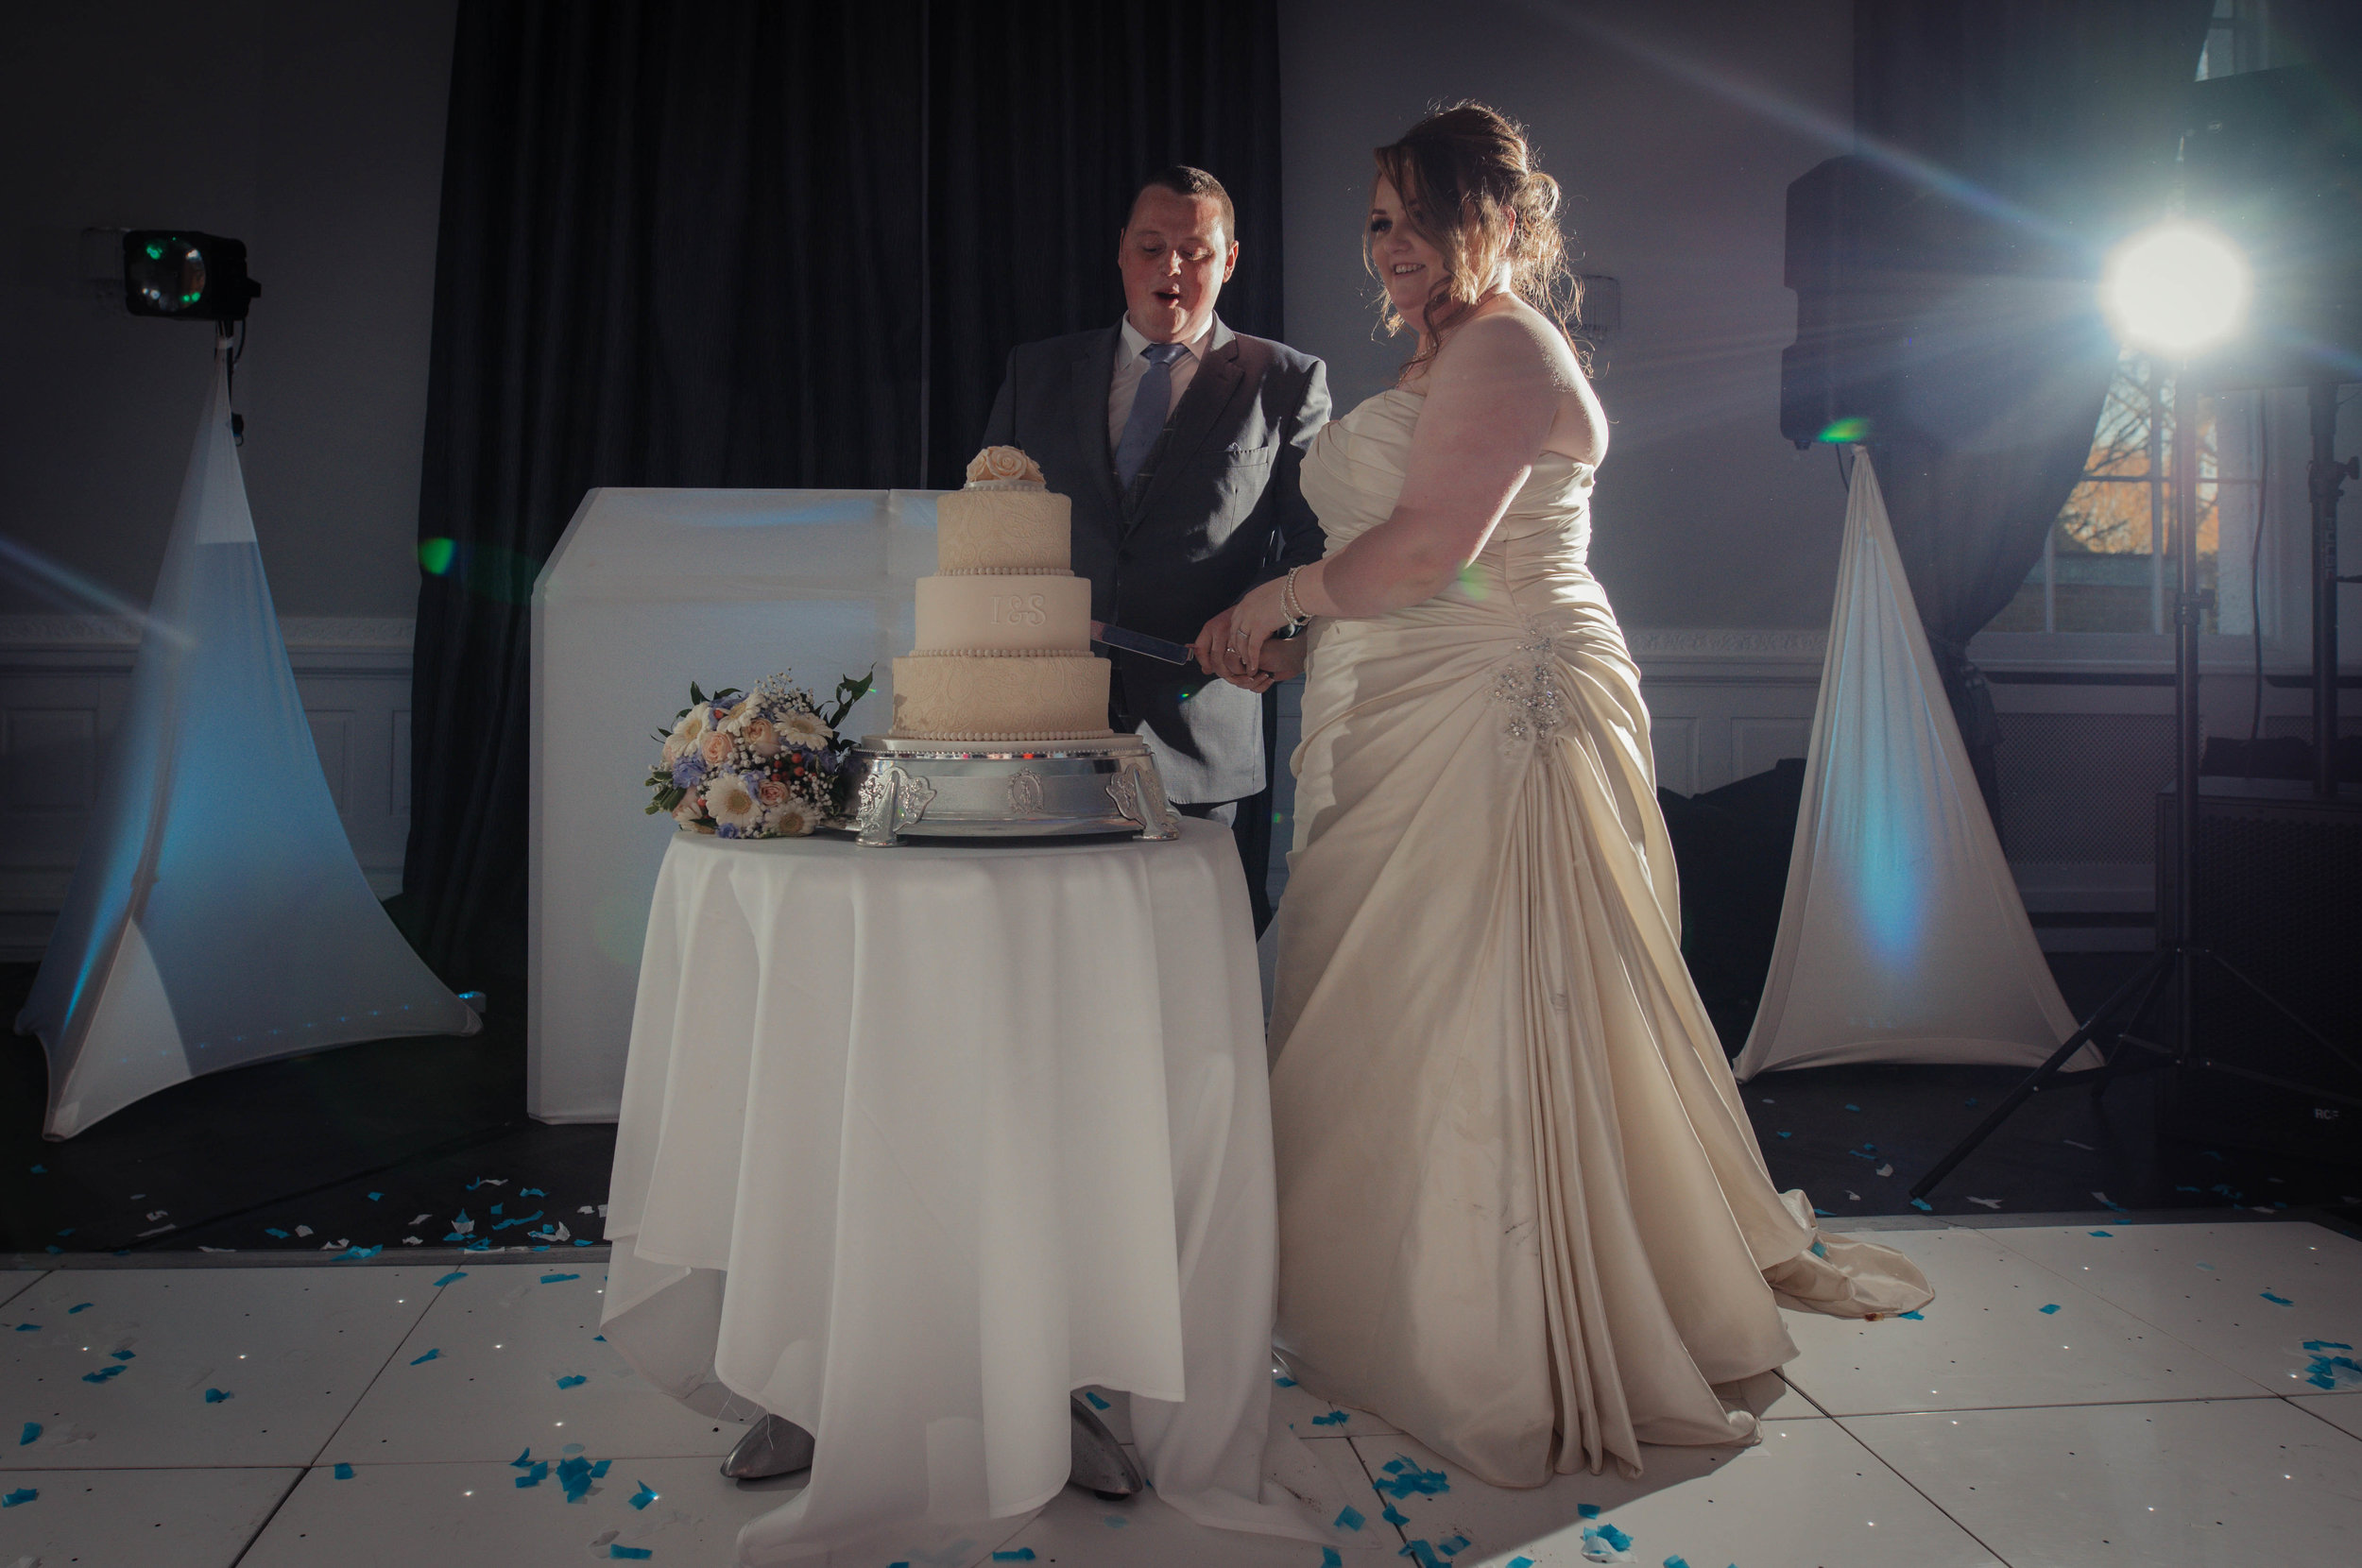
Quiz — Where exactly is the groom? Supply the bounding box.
[982,167,1329,926]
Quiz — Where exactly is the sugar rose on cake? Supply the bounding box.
[889,447,1115,744]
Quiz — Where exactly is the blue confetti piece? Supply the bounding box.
[1844,1104,1860,1112]
[1399,1542,1448,1568]
[1375,1457,1450,1498]
[27,1165,43,1174]
[1382,1503,1410,1526]
[1899,1309,1925,1320]
[432,1271,468,1287]
[990,1552,1036,1562]
[629,1481,658,1509]
[67,1304,91,1315]
[1583,1522,1635,1553]
[204,1388,231,1403]
[522,1187,546,1197]
[1322,1552,1344,1568]
[1909,1198,1933,1213]
[2039,1304,2062,1314]
[81,1366,125,1384]
[368,1192,383,1202]
[1102,1515,1128,1528]
[1665,1558,1693,1568]
[1273,1373,1297,1387]
[55,1229,71,1237]
[556,1455,599,1501]
[2090,1230,2114,1237]
[334,1462,355,1478]
[1809,1241,1828,1259]
[110,1350,135,1361]
[1813,1207,1833,1217]
[333,1246,382,1261]
[540,1272,580,1285]
[265,1228,289,1238]
[409,1349,440,1365]
[1776,1131,1791,1138]
[1439,1537,1468,1555]
[1311,1409,1348,1426]
[1576,1503,1602,1519]
[574,1238,593,1246]
[608,1550,651,1562]
[2303,1340,2353,1352]
[18,1423,38,1445]
[489,1203,503,1215]
[556,1374,588,1389]
[11,1324,35,1333]
[2261,1290,2293,1306]
[1336,1506,1365,1530]
[516,1461,549,1488]
[1085,1390,1111,1410]
[1507,1559,1537,1568]
[511,1449,534,1467]
[2,1488,35,1508]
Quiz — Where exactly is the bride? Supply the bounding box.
[1196,104,1931,1488]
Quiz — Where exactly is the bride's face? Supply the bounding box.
[1369,176,1447,321]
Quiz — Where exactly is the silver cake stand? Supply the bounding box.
[839,733,1182,847]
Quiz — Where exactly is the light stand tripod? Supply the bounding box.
[1912,363,2362,1203]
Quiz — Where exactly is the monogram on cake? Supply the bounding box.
[891,447,1115,743]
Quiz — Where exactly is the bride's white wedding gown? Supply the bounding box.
[1270,388,1931,1487]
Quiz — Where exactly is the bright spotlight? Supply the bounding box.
[2100,221,2250,357]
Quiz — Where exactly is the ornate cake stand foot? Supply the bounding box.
[720,1412,816,1480]
[1068,1393,1145,1500]
[1108,757,1182,841]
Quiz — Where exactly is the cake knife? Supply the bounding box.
[1089,621,1194,666]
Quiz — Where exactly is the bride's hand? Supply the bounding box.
[1193,578,1295,680]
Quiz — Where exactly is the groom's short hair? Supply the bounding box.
[1130,166,1236,247]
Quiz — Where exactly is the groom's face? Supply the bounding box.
[1118,188,1237,345]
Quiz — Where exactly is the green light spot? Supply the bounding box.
[1457,563,1489,601]
[180,292,201,304]
[418,537,456,575]
[145,243,164,260]
[1816,417,1869,443]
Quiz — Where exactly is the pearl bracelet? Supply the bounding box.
[1280,566,1310,630]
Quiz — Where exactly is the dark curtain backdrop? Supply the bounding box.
[1852,0,2217,819]
[406,2,1284,984]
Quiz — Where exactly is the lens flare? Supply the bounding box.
[418,537,456,575]
[1816,417,1870,444]
[2100,222,2250,356]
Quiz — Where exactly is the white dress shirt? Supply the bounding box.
[1108,314,1234,452]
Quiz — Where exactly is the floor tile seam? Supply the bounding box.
[300,1448,744,1468]
[296,1272,461,1470]
[1339,1432,1412,1549]
[2276,1393,2362,1444]
[0,1248,613,1271]
[0,1274,39,1311]
[225,1463,308,1567]
[1795,1387,2286,1420]
[1774,1371,1838,1420]
[1816,1406,2022,1568]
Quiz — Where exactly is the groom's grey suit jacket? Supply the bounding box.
[981,317,1329,803]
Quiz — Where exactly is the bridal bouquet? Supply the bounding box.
[644,671,873,838]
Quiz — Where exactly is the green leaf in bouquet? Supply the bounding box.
[690,682,707,705]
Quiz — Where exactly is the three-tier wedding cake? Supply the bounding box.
[889,447,1115,743]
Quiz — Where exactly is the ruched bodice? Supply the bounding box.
[1268,386,1931,1488]
[1302,387,1596,615]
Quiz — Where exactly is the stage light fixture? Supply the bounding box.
[2099,220,2250,357]
[121,230,261,322]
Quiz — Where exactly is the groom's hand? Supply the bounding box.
[1189,608,1235,673]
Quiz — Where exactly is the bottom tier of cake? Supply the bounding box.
[889,651,1114,742]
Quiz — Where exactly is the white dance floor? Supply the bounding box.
[3,1216,2357,1567]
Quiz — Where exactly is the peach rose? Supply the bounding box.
[699,728,734,767]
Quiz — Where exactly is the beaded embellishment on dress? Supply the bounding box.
[1493,621,1567,755]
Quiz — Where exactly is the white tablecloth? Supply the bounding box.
[599,820,1331,1563]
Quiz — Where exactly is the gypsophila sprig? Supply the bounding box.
[645,670,874,838]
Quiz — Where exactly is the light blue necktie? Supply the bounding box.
[1114,342,1189,489]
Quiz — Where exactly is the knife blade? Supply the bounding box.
[1089,621,1194,665]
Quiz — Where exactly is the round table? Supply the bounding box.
[598,819,1325,1562]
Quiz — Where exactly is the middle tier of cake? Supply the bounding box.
[912,572,1092,654]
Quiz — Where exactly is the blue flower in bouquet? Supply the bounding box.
[670,755,709,790]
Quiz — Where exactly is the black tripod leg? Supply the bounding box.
[2088,959,2173,1106]
[1909,948,2173,1202]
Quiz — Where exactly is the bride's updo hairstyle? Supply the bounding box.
[1370,103,1583,376]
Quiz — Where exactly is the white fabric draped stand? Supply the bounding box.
[1735,450,2096,1079]
[599,820,1337,1564]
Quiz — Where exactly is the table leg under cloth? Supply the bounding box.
[597,822,1340,1562]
